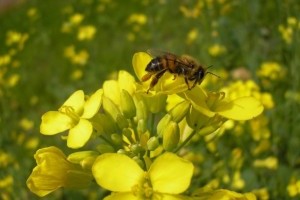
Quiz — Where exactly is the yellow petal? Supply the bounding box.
[214,97,264,120]
[149,153,194,194]
[82,89,103,119]
[40,111,74,135]
[104,192,139,200]
[195,189,257,200]
[132,52,152,81]
[103,80,121,105]
[92,153,144,192]
[67,119,93,148]
[62,90,85,114]
[182,87,215,117]
[118,70,136,95]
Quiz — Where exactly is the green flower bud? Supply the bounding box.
[134,96,148,121]
[80,156,97,170]
[67,151,99,164]
[92,113,117,135]
[162,121,180,151]
[157,114,172,136]
[120,89,136,119]
[130,144,143,155]
[144,94,167,113]
[169,100,190,123]
[96,144,115,153]
[137,119,147,135]
[122,128,135,143]
[186,106,210,130]
[116,114,129,129]
[111,133,123,146]
[103,96,120,121]
[132,156,145,169]
[147,136,160,151]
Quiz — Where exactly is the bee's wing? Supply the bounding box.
[146,49,179,59]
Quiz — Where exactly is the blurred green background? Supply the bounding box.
[0,0,300,199]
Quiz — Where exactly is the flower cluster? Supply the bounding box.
[27,52,263,199]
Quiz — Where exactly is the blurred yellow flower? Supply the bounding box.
[186,28,198,44]
[257,61,286,81]
[208,43,227,57]
[64,46,89,66]
[287,178,300,197]
[253,156,278,170]
[231,171,245,190]
[127,13,147,25]
[70,69,83,80]
[6,31,29,50]
[27,146,93,197]
[252,188,269,200]
[7,74,20,87]
[0,54,11,66]
[92,152,194,199]
[77,25,97,41]
[70,13,84,25]
[19,117,34,131]
[0,176,13,189]
[40,89,103,148]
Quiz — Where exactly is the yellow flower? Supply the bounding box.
[132,52,197,95]
[27,146,93,197]
[287,178,300,197]
[253,156,278,170]
[92,153,194,199]
[183,86,264,120]
[127,13,147,25]
[257,62,286,81]
[208,44,227,57]
[70,13,84,25]
[77,25,97,41]
[40,89,103,148]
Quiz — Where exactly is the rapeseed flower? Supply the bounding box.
[27,146,93,197]
[92,152,193,199]
[40,89,103,148]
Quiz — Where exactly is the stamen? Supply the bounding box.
[59,106,80,122]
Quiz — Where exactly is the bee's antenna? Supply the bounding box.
[206,65,220,78]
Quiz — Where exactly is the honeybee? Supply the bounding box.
[141,50,218,93]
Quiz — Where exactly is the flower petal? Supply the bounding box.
[40,111,74,135]
[118,70,136,95]
[103,80,121,105]
[214,96,264,120]
[132,52,152,81]
[92,153,144,192]
[104,192,139,200]
[149,153,194,194]
[67,119,93,148]
[62,90,85,114]
[182,87,215,117]
[82,89,103,119]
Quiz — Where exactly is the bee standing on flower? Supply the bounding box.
[142,50,218,93]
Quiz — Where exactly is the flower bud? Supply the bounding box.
[157,114,172,136]
[92,113,117,135]
[116,114,129,129]
[122,128,135,143]
[132,156,145,169]
[137,119,147,135]
[144,94,167,113]
[162,121,180,151]
[67,151,99,164]
[147,137,160,151]
[102,96,120,121]
[186,106,210,130]
[169,100,190,123]
[120,89,136,119]
[96,144,115,153]
[130,144,143,155]
[111,133,123,146]
[80,156,97,170]
[135,97,148,121]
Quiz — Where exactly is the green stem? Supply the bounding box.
[173,130,197,153]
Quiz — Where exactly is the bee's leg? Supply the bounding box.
[147,69,167,93]
[190,79,198,89]
[173,74,177,80]
[142,72,153,82]
[185,77,191,90]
